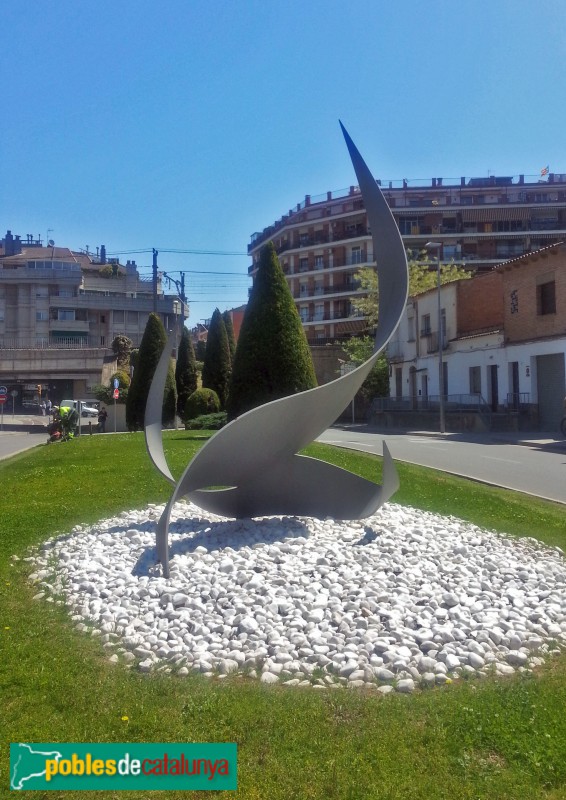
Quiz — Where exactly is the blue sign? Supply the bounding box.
[113,378,119,389]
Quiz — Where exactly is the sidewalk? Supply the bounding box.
[0,412,51,433]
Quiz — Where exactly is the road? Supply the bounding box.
[0,431,46,461]
[317,427,566,506]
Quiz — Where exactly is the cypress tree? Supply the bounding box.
[201,308,231,408]
[175,326,198,416]
[227,241,317,420]
[126,312,169,431]
[222,310,237,362]
[162,357,178,427]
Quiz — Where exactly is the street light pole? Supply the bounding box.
[425,242,445,433]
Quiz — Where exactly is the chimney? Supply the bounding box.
[432,178,437,187]
[100,244,107,264]
[461,177,466,187]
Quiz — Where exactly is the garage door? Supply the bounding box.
[536,352,565,431]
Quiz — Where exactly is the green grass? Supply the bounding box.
[1,431,566,799]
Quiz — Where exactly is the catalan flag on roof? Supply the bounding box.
[540,165,549,176]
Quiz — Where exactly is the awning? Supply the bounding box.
[460,207,531,221]
[462,233,527,241]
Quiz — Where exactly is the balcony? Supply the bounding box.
[300,309,364,324]
[426,332,449,354]
[49,318,90,334]
[386,341,404,362]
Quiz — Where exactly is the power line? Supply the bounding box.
[106,247,248,256]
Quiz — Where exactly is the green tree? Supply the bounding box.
[351,250,473,330]
[202,309,232,408]
[222,311,236,364]
[222,310,237,362]
[227,241,317,420]
[175,327,198,416]
[126,312,173,431]
[111,335,133,370]
[162,357,178,427]
[342,250,473,405]
[92,369,130,405]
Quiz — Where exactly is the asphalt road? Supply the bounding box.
[317,427,566,506]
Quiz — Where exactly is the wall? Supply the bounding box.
[309,344,346,385]
[500,245,566,342]
[457,272,504,335]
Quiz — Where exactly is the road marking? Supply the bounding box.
[481,456,519,464]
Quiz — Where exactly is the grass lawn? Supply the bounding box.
[1,430,566,799]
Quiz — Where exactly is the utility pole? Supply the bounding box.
[180,272,187,323]
[152,248,159,313]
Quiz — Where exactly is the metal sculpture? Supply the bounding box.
[145,123,409,577]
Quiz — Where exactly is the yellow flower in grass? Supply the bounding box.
[121,715,129,722]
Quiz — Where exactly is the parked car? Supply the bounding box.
[60,399,99,418]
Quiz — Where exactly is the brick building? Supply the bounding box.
[384,243,566,431]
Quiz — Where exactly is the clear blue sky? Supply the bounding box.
[2,0,564,325]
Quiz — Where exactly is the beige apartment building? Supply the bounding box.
[0,231,187,408]
[248,172,566,344]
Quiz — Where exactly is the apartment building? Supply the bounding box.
[0,230,187,407]
[247,172,566,343]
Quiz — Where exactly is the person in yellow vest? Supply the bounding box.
[58,404,79,440]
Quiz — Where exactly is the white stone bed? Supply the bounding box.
[24,501,566,694]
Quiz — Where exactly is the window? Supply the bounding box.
[299,258,309,273]
[36,287,48,298]
[36,310,48,321]
[351,246,362,264]
[407,314,415,341]
[395,367,403,398]
[314,255,324,270]
[421,314,431,336]
[57,309,75,321]
[113,310,125,324]
[469,366,481,395]
[510,289,518,314]
[127,310,138,325]
[537,281,556,315]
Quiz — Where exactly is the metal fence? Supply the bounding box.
[371,393,491,413]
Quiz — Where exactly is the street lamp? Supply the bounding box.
[425,241,445,433]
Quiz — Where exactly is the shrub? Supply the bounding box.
[184,412,227,430]
[184,387,220,421]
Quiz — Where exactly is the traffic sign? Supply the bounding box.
[113,378,119,389]
[113,388,120,399]
[0,386,7,394]
[0,396,7,405]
